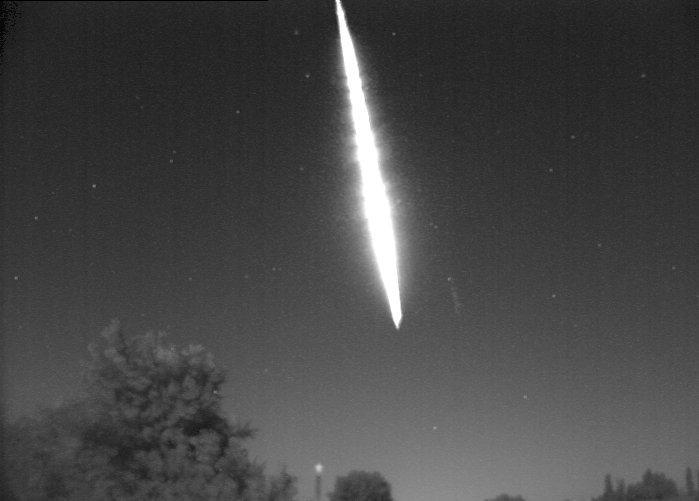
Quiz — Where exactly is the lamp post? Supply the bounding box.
[314,463,323,501]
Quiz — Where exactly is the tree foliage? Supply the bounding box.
[484,495,526,501]
[593,470,684,501]
[626,469,679,501]
[593,474,625,501]
[4,400,100,499]
[329,470,394,501]
[265,467,298,501]
[685,467,695,497]
[615,479,627,501]
[605,474,615,500]
[3,321,297,500]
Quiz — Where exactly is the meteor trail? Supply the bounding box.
[335,0,402,328]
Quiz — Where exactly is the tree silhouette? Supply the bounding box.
[484,495,526,501]
[592,474,620,501]
[329,470,394,501]
[686,467,696,497]
[266,467,298,501]
[3,399,102,499]
[626,469,678,501]
[615,479,627,501]
[3,321,297,500]
[604,474,615,501]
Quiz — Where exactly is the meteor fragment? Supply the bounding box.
[335,0,402,328]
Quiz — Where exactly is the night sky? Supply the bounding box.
[2,2,697,501]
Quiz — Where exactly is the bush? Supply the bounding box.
[3,321,296,500]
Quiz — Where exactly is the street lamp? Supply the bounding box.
[314,463,323,501]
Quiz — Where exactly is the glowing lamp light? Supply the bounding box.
[315,463,323,474]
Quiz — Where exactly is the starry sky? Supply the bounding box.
[2,2,697,501]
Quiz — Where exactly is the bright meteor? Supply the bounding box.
[335,0,402,329]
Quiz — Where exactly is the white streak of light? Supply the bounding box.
[335,0,402,328]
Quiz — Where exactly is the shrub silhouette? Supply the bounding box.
[329,470,393,501]
[3,321,296,500]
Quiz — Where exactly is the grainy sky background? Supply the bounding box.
[2,2,697,501]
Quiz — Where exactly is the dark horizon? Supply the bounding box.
[2,2,697,500]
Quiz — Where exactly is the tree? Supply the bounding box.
[4,393,116,499]
[686,467,696,497]
[626,469,678,501]
[4,321,296,500]
[266,467,298,501]
[592,474,618,501]
[329,470,393,501]
[615,479,627,501]
[484,495,526,501]
[604,474,615,501]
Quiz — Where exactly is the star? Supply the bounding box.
[91,183,97,189]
